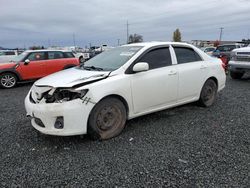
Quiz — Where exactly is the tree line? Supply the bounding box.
[128,28,182,44]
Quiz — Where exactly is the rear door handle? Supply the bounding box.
[168,70,177,75]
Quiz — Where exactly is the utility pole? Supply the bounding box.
[73,33,76,47]
[117,39,120,46]
[47,39,51,48]
[219,27,224,42]
[126,20,129,44]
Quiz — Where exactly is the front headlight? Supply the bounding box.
[44,89,88,103]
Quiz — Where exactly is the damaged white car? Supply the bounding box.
[25,42,226,140]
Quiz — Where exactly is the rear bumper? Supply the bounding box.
[228,61,250,72]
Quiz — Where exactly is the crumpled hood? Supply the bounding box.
[35,67,111,88]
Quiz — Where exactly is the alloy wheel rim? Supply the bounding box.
[1,75,16,88]
[80,58,84,63]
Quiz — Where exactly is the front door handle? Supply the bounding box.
[168,70,177,75]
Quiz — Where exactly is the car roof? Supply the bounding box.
[0,50,17,52]
[123,41,193,48]
[24,49,72,53]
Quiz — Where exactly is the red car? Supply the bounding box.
[0,50,79,88]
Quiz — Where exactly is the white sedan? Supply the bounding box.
[25,42,226,140]
[0,50,19,63]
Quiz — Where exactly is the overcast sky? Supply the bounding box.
[0,0,250,48]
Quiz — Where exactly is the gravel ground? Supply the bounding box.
[0,75,249,187]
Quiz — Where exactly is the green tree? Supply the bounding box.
[128,34,143,44]
[172,29,182,42]
[242,38,250,45]
[29,46,45,50]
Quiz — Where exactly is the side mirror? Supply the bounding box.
[133,62,149,73]
[24,59,30,65]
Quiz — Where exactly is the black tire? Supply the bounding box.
[88,97,126,140]
[230,71,244,79]
[0,72,17,89]
[198,79,217,107]
[79,56,85,64]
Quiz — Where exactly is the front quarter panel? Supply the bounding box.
[77,74,133,118]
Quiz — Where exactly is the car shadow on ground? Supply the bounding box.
[230,72,250,82]
[17,82,34,88]
[31,102,199,147]
[18,76,241,147]
[0,83,33,90]
[29,130,93,150]
[241,74,250,81]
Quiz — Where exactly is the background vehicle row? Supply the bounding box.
[0,50,79,88]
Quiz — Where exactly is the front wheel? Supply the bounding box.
[88,97,127,140]
[0,73,17,89]
[198,79,217,107]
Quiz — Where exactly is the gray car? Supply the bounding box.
[228,45,250,79]
[212,44,242,69]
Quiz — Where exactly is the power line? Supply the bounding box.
[47,39,51,47]
[73,33,76,46]
[126,20,129,44]
[219,27,224,41]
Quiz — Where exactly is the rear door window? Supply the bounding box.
[173,47,202,64]
[48,51,64,59]
[64,52,75,58]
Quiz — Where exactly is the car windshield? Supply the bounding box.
[80,46,142,71]
[207,48,215,52]
[10,52,28,62]
[217,45,236,52]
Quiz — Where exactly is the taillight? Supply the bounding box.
[218,59,226,71]
[221,62,226,70]
[220,56,228,65]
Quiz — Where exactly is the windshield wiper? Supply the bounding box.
[83,65,104,71]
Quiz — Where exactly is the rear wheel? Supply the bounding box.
[79,56,85,64]
[230,71,244,79]
[88,97,126,140]
[0,73,17,89]
[198,79,217,107]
